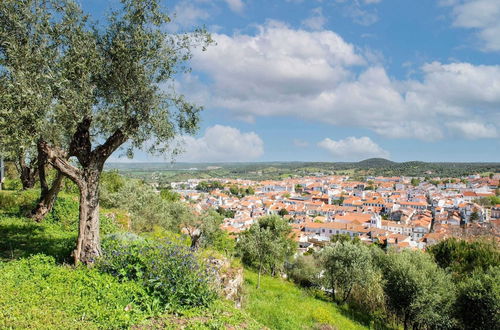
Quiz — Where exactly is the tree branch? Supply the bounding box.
[39,140,82,185]
[93,117,137,163]
[69,117,92,167]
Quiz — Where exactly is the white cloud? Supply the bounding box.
[447,121,498,139]
[168,1,210,32]
[443,0,500,51]
[318,136,389,161]
[177,125,264,162]
[185,23,500,141]
[224,0,244,13]
[301,7,327,30]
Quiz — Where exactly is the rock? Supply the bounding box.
[205,256,244,308]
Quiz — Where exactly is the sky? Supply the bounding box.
[85,0,500,163]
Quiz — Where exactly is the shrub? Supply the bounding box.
[45,195,119,235]
[455,266,500,330]
[286,254,320,288]
[0,190,38,215]
[97,234,217,311]
[45,195,79,228]
[429,238,500,276]
[2,178,22,191]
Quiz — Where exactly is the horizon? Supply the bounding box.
[105,158,500,165]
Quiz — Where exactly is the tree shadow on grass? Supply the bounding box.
[0,217,75,264]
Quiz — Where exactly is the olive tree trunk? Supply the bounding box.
[74,167,102,264]
[31,142,64,221]
[40,118,132,265]
[17,154,37,190]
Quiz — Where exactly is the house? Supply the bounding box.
[303,222,369,239]
[491,205,500,219]
[412,220,431,240]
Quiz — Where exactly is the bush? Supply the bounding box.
[455,266,500,330]
[45,195,79,228]
[2,178,22,191]
[0,190,38,215]
[97,234,217,311]
[429,238,500,276]
[44,195,119,235]
[286,254,320,288]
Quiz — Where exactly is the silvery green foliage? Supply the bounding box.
[0,0,57,158]
[320,241,373,304]
[0,0,213,158]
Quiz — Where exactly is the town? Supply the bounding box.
[169,174,500,251]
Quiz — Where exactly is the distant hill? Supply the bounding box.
[356,158,396,168]
[106,158,500,183]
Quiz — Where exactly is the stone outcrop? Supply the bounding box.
[205,256,244,308]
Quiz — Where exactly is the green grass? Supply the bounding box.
[137,300,263,329]
[0,255,151,329]
[0,215,76,262]
[242,269,368,330]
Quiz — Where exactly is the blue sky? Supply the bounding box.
[86,0,500,163]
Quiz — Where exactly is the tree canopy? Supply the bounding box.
[0,0,212,263]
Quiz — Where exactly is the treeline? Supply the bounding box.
[233,214,500,330]
[109,159,500,184]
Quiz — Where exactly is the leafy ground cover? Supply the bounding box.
[242,269,368,330]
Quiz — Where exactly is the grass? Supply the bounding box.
[0,215,76,262]
[137,300,263,329]
[242,269,368,330]
[0,255,150,329]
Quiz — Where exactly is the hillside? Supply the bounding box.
[243,270,369,330]
[0,189,372,329]
[355,158,396,168]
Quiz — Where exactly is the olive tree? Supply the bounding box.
[0,0,69,218]
[0,0,45,190]
[382,250,456,330]
[455,266,500,330]
[237,215,296,288]
[320,241,372,304]
[1,0,211,264]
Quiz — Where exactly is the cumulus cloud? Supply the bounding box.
[176,125,264,162]
[442,0,500,51]
[447,121,498,139]
[318,136,390,161]
[184,22,500,141]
